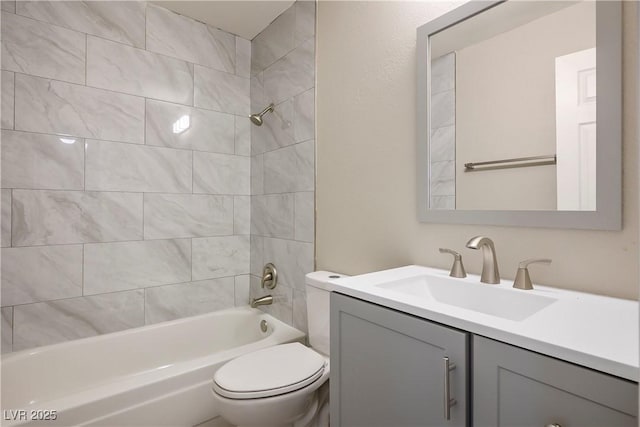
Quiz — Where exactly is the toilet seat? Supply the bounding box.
[213,342,326,400]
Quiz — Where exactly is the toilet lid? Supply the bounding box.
[213,342,326,399]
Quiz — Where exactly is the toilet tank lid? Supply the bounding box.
[305,271,348,291]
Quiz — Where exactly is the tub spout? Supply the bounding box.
[250,295,273,308]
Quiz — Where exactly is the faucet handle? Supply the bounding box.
[439,248,467,278]
[513,258,552,290]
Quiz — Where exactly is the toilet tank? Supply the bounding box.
[305,271,347,356]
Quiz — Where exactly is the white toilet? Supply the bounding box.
[211,271,344,427]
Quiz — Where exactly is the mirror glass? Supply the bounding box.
[428,1,596,211]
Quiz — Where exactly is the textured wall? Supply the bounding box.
[316,1,639,300]
[1,1,253,352]
[249,1,316,333]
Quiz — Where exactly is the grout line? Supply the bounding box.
[144,2,148,51]
[85,34,88,85]
[191,151,194,194]
[4,126,245,156]
[9,189,13,247]
[81,244,85,296]
[5,187,251,197]
[142,193,145,239]
[143,98,147,145]
[12,71,245,117]
[12,71,16,130]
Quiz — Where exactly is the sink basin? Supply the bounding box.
[376,275,557,321]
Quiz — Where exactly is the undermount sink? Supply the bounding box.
[376,275,557,321]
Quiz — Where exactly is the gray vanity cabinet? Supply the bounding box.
[330,292,468,427]
[473,335,638,427]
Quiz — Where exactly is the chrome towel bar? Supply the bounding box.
[464,154,557,172]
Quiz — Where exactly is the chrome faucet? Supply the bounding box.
[465,236,500,284]
[250,295,273,308]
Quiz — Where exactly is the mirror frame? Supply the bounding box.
[417,1,622,230]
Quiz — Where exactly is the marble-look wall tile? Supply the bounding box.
[430,126,455,162]
[430,195,455,210]
[431,90,455,129]
[251,99,295,155]
[294,1,315,45]
[249,275,292,324]
[263,237,313,290]
[292,289,308,334]
[250,235,264,277]
[1,245,82,306]
[87,36,193,105]
[16,1,146,48]
[234,195,250,235]
[294,192,314,243]
[2,130,84,190]
[1,70,14,129]
[294,88,314,143]
[193,152,250,195]
[251,194,294,239]
[14,74,145,144]
[1,12,85,84]
[263,38,314,105]
[251,154,264,195]
[1,307,12,353]
[146,99,234,154]
[145,277,235,324]
[251,6,294,75]
[250,73,266,116]
[192,235,250,280]
[194,66,250,116]
[1,190,10,247]
[84,239,191,295]
[430,160,455,194]
[431,52,455,95]
[12,290,144,351]
[234,275,250,306]
[234,116,251,156]
[144,194,233,240]
[85,140,192,193]
[431,180,456,198]
[146,5,235,74]
[263,140,314,194]
[1,1,15,13]
[235,37,251,78]
[12,190,142,246]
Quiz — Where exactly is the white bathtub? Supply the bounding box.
[1,307,305,426]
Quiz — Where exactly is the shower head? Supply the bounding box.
[249,103,274,126]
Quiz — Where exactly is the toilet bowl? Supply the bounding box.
[210,271,344,427]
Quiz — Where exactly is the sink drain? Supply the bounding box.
[260,319,268,332]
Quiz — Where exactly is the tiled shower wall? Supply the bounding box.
[0,1,253,352]
[249,1,316,333]
[430,52,456,209]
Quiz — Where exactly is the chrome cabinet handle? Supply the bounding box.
[545,424,562,427]
[443,356,457,420]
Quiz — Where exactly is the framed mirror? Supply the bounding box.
[417,1,622,230]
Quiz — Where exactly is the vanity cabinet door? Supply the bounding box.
[330,292,468,427]
[473,335,638,427]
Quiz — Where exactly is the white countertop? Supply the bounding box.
[330,265,639,382]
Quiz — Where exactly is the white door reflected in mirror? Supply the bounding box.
[555,48,596,211]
